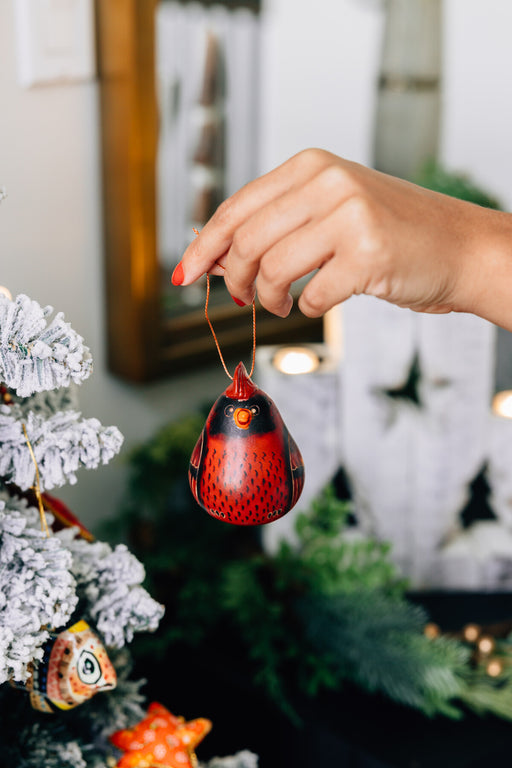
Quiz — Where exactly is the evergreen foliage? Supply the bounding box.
[222,489,469,721]
[415,160,502,210]
[111,412,512,725]
[0,294,93,397]
[458,662,512,721]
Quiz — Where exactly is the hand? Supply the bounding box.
[176,149,512,328]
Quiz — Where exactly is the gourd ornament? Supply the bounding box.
[189,361,305,525]
[13,620,116,713]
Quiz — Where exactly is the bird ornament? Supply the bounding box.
[189,361,304,525]
[110,701,212,768]
[13,619,116,712]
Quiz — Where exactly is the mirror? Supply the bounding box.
[95,0,323,382]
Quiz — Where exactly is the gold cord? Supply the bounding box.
[22,423,50,538]
[193,228,256,379]
[205,273,256,380]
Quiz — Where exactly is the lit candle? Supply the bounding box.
[273,346,320,375]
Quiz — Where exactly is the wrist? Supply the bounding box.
[455,208,512,331]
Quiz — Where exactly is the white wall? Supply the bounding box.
[1,0,512,531]
[258,0,384,172]
[0,0,225,529]
[442,0,512,209]
[259,0,512,209]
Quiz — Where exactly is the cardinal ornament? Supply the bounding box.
[189,361,304,525]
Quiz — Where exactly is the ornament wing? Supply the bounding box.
[188,429,205,503]
[288,432,305,508]
[42,492,94,541]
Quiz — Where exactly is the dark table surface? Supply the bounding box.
[139,592,512,768]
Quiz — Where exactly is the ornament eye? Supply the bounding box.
[250,405,260,415]
[224,405,235,417]
[77,650,102,685]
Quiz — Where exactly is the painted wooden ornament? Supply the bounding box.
[110,701,212,768]
[189,361,305,525]
[13,619,116,713]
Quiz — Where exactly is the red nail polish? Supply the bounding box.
[231,296,246,307]
[171,262,184,286]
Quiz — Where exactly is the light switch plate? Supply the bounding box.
[14,0,95,87]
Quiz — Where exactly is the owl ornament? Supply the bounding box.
[189,361,305,525]
[12,620,116,713]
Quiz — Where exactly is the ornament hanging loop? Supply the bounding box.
[205,273,256,380]
[193,228,256,380]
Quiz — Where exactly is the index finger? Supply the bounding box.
[177,149,332,285]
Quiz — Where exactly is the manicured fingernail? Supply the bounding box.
[231,295,246,307]
[171,262,184,286]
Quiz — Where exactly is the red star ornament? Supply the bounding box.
[110,702,212,768]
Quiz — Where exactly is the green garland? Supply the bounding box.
[104,413,512,725]
[415,159,502,209]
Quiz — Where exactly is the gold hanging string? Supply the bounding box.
[22,423,50,538]
[192,228,256,380]
[205,273,256,380]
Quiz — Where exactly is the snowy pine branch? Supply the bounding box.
[0,490,163,684]
[12,726,88,768]
[203,753,259,768]
[0,406,123,491]
[4,384,79,417]
[58,534,164,648]
[0,294,92,397]
[0,495,78,683]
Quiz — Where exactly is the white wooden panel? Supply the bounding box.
[341,296,499,588]
[255,345,340,553]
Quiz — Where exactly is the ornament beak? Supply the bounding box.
[234,407,252,429]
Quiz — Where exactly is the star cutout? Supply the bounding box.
[382,353,422,407]
[110,702,212,768]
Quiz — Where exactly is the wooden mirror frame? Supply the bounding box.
[95,0,323,382]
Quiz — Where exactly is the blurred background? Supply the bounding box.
[4,0,512,764]
[5,0,512,768]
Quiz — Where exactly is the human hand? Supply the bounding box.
[174,149,512,327]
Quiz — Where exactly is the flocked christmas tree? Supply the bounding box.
[0,289,162,766]
[0,192,257,768]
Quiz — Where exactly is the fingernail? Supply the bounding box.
[279,295,293,317]
[171,262,184,286]
[231,295,246,307]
